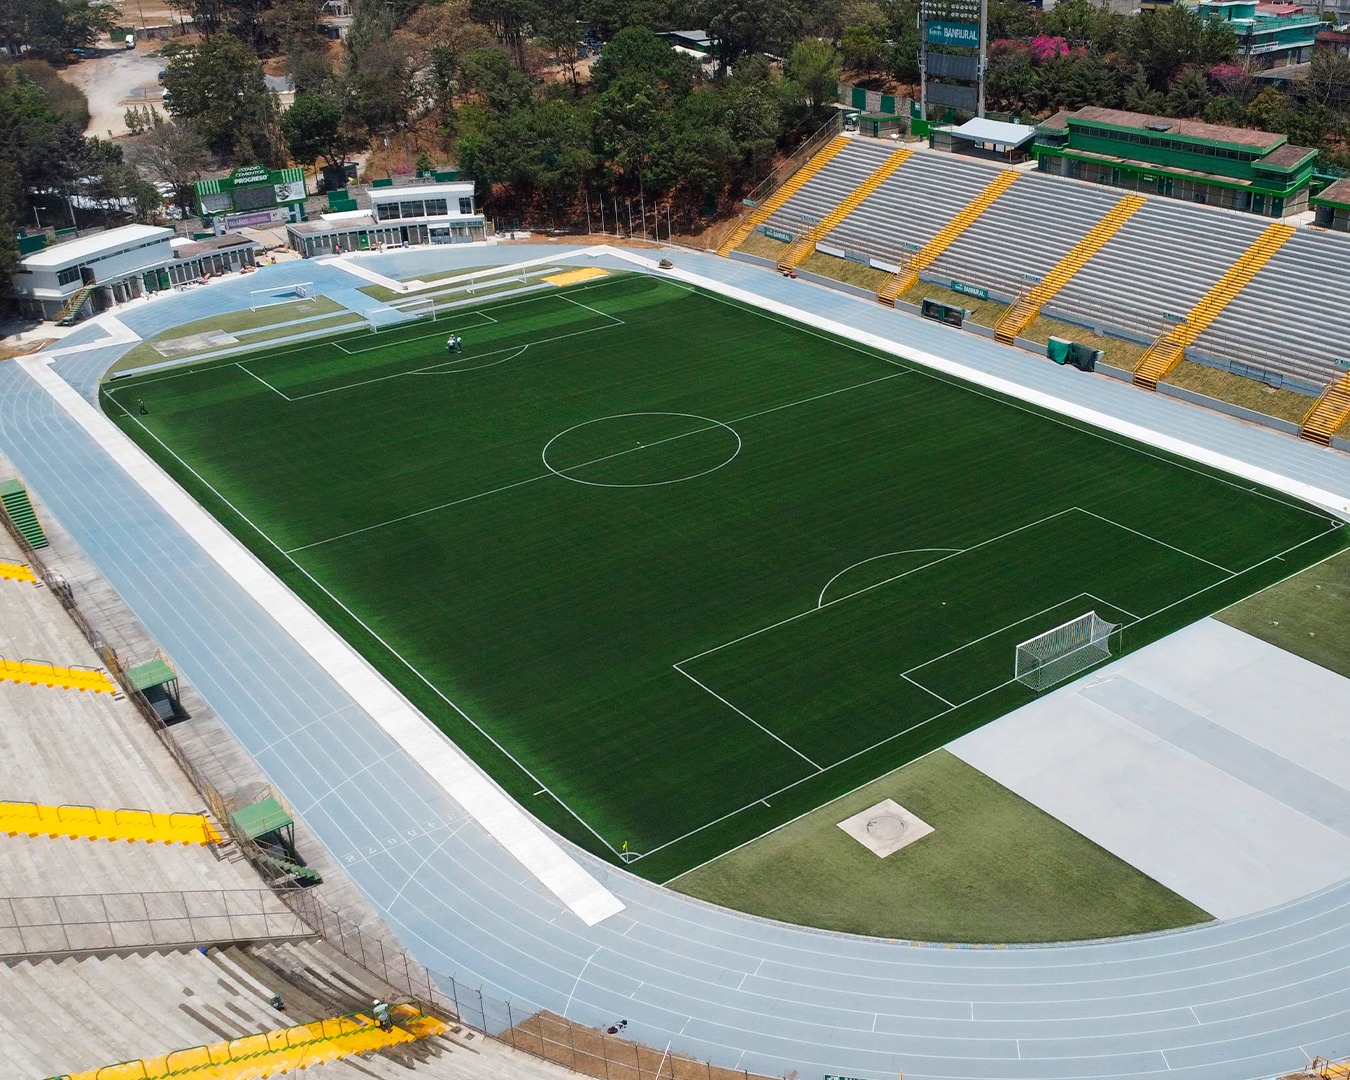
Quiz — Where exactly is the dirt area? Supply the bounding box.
[504,1012,781,1080]
[59,48,168,138]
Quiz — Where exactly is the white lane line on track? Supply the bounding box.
[563,948,600,1018]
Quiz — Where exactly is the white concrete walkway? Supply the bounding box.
[16,355,625,929]
[950,618,1350,919]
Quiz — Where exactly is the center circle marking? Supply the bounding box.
[541,412,742,488]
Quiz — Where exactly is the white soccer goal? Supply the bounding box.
[1014,611,1118,693]
[249,282,314,312]
[366,296,436,331]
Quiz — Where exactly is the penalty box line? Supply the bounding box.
[642,522,1338,866]
[331,310,498,356]
[898,590,1139,710]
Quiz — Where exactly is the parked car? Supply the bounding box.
[125,33,136,49]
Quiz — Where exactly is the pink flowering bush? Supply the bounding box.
[1029,35,1069,63]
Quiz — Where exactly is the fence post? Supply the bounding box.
[477,987,488,1037]
[505,999,516,1048]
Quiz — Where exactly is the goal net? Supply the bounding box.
[365,296,435,331]
[1014,611,1118,693]
[249,282,314,312]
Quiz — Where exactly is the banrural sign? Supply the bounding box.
[926,20,980,47]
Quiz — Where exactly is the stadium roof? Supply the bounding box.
[21,224,172,269]
[948,117,1036,149]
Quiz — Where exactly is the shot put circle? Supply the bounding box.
[866,814,908,843]
[541,412,742,488]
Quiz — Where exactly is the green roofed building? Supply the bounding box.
[1311,177,1350,232]
[1033,106,1317,218]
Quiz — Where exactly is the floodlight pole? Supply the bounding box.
[918,7,927,125]
[977,0,988,117]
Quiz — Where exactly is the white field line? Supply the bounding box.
[333,311,496,355]
[635,517,1343,865]
[677,506,1080,666]
[818,549,963,608]
[292,322,618,400]
[289,369,909,552]
[673,664,823,771]
[602,245,1350,524]
[1076,506,1236,576]
[901,671,954,710]
[235,362,288,401]
[26,357,623,925]
[901,591,1121,680]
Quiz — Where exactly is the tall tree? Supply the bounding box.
[0,0,116,61]
[1123,4,1235,92]
[590,26,694,93]
[127,119,209,215]
[162,33,284,163]
[280,93,349,166]
[783,39,840,112]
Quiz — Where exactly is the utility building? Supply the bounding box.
[1034,107,1316,218]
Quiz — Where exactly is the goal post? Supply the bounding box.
[1014,610,1118,693]
[249,282,314,312]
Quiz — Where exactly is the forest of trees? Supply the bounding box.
[4,0,1350,294]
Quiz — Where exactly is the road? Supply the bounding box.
[59,48,167,138]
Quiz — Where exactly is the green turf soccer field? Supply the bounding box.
[103,272,1349,881]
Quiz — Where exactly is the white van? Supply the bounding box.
[125,33,136,49]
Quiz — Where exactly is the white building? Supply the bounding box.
[13,224,259,323]
[14,224,173,321]
[285,181,487,257]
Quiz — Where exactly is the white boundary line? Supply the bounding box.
[67,246,1350,877]
[643,513,1343,864]
[18,354,625,927]
[672,664,823,771]
[603,246,1350,523]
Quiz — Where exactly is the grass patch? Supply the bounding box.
[1163,360,1315,426]
[100,274,1346,880]
[1217,547,1350,680]
[358,265,498,302]
[799,250,891,290]
[109,297,349,375]
[1021,316,1150,371]
[900,280,1004,326]
[672,750,1210,942]
[735,231,788,260]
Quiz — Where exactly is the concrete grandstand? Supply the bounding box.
[3,191,1350,1080]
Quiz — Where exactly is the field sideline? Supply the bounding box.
[102,271,1348,880]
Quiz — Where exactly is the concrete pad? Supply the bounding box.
[836,798,933,857]
[949,619,1350,920]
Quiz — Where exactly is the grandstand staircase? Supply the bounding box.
[994,194,1147,344]
[1299,371,1350,446]
[0,478,48,549]
[876,170,1020,307]
[258,847,324,885]
[0,800,222,844]
[64,1003,447,1080]
[776,147,914,273]
[716,135,852,257]
[55,284,95,327]
[1132,221,1295,390]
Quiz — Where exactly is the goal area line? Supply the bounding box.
[637,511,1342,867]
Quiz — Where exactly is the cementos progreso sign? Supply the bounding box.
[926,20,980,46]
